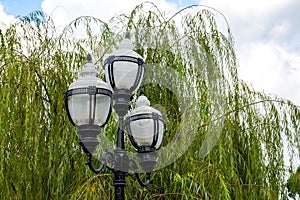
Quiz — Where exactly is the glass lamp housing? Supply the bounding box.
[65,57,112,127]
[104,38,145,95]
[125,94,164,152]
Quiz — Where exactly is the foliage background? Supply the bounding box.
[0,3,299,199]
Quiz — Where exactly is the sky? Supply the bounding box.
[0,0,300,106]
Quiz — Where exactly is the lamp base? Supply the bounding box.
[138,150,157,173]
[113,89,131,117]
[78,124,100,154]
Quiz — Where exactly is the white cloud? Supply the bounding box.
[200,0,300,106]
[41,0,178,29]
[237,42,300,102]
[201,0,292,18]
[0,3,17,30]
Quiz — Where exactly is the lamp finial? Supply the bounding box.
[87,54,92,63]
[125,32,130,39]
[140,89,145,96]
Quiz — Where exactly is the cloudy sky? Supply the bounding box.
[1,0,300,106]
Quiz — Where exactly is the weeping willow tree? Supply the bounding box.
[0,3,299,200]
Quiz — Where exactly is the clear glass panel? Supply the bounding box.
[130,119,154,147]
[68,94,90,126]
[130,119,164,148]
[113,62,138,90]
[95,94,111,126]
[156,121,164,148]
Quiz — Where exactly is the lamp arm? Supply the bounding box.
[84,150,115,174]
[135,172,152,187]
[85,154,105,174]
[129,157,152,187]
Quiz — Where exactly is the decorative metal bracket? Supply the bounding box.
[135,173,152,187]
[80,142,155,187]
[85,153,104,174]
[79,141,113,174]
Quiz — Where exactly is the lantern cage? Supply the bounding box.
[124,93,164,153]
[64,54,113,153]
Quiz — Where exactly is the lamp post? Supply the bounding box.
[64,36,164,200]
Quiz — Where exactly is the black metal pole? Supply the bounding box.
[114,170,126,200]
[114,117,126,200]
[112,90,131,200]
[116,117,125,150]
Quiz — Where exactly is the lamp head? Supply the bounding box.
[125,93,164,152]
[64,54,113,153]
[104,37,145,96]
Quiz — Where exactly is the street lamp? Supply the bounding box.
[64,36,164,200]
